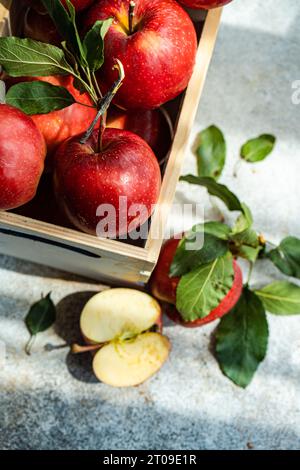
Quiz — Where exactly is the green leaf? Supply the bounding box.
[240,134,276,163]
[0,37,72,77]
[6,81,76,115]
[256,281,300,315]
[238,244,262,263]
[192,221,231,240]
[41,0,83,62]
[83,19,113,72]
[194,125,226,180]
[180,175,243,212]
[267,236,300,279]
[176,253,234,322]
[232,203,253,235]
[25,293,56,355]
[170,231,229,277]
[215,288,268,388]
[64,0,87,66]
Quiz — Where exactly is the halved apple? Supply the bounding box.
[80,288,162,344]
[92,332,170,387]
[75,289,170,387]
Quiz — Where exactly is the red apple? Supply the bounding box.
[149,237,243,327]
[178,0,233,9]
[53,128,162,237]
[23,7,61,45]
[0,104,46,210]
[107,107,173,161]
[83,0,197,110]
[22,0,95,12]
[5,75,98,165]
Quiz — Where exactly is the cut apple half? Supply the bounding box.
[80,288,162,344]
[92,332,170,387]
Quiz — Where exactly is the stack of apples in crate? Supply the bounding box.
[0,0,237,387]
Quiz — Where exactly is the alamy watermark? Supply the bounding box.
[291,80,300,105]
[95,197,206,250]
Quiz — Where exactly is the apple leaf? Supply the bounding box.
[192,221,231,240]
[215,288,269,388]
[25,293,56,355]
[41,0,84,63]
[240,134,276,163]
[0,37,73,77]
[176,253,234,322]
[267,236,300,279]
[83,19,113,72]
[170,234,228,278]
[6,81,76,115]
[256,281,300,315]
[194,125,226,180]
[231,203,253,235]
[180,174,243,212]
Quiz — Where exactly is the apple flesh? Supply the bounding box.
[23,7,61,45]
[178,0,233,9]
[53,128,161,237]
[83,0,197,110]
[150,237,243,327]
[107,107,173,162]
[79,288,169,387]
[93,332,170,387]
[80,288,162,344]
[0,104,46,210]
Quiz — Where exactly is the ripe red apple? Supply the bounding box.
[150,237,243,327]
[0,104,46,210]
[53,128,162,237]
[23,7,61,45]
[5,75,98,164]
[83,0,197,110]
[22,0,95,12]
[178,0,233,9]
[74,288,170,387]
[107,107,173,161]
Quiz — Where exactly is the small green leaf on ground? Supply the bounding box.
[194,125,226,180]
[176,253,234,322]
[256,281,300,315]
[25,293,56,355]
[240,134,276,163]
[267,236,300,279]
[6,81,76,115]
[215,288,268,388]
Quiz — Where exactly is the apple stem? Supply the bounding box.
[71,343,103,354]
[80,60,125,146]
[98,112,107,153]
[128,1,136,35]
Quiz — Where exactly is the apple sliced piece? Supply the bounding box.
[92,332,170,387]
[80,288,162,344]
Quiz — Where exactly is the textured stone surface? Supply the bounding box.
[1,0,300,450]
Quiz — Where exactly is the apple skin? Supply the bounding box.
[107,107,173,161]
[23,7,61,46]
[22,0,95,12]
[83,0,197,110]
[53,128,162,237]
[178,0,233,9]
[149,237,243,327]
[0,104,46,210]
[5,75,98,164]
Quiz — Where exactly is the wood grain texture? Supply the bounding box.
[0,3,221,283]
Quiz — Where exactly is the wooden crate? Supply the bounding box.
[0,0,222,284]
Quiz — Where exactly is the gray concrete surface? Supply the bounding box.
[1,0,300,450]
